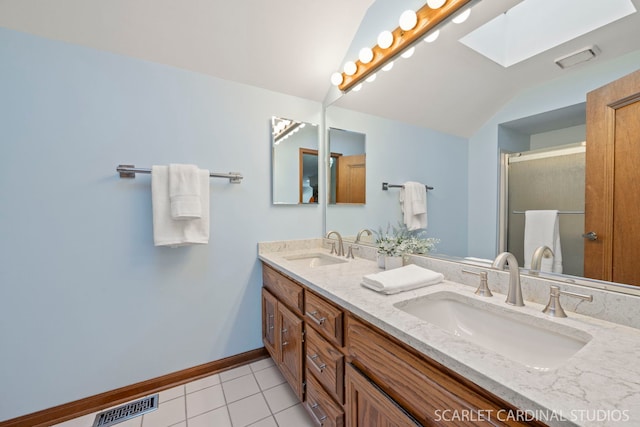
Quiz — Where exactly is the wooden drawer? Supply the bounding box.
[346,315,546,427]
[304,370,344,427]
[305,290,344,347]
[263,264,304,315]
[345,363,420,427]
[306,326,344,404]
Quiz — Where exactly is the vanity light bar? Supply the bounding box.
[338,0,476,92]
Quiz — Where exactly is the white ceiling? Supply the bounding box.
[1,0,639,137]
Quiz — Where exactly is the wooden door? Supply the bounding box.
[585,68,640,285]
[336,154,366,203]
[279,303,304,400]
[345,364,419,427]
[261,289,277,359]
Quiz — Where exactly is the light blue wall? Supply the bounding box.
[0,28,322,420]
[467,50,640,259]
[326,106,468,257]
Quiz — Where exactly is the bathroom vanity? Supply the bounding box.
[258,239,640,427]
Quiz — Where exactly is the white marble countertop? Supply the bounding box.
[258,240,640,427]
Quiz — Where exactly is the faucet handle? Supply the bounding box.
[462,269,493,297]
[329,242,337,255]
[542,285,593,318]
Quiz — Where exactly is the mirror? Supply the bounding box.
[271,116,319,205]
[322,0,640,294]
[328,127,366,204]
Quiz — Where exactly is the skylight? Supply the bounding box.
[459,0,637,67]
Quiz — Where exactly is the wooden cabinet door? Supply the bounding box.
[279,303,304,401]
[585,68,640,285]
[262,289,278,359]
[345,364,419,427]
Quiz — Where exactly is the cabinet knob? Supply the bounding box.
[582,231,598,241]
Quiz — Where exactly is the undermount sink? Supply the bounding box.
[394,291,592,371]
[284,252,348,267]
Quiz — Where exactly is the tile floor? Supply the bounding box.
[52,357,316,427]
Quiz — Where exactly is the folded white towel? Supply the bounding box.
[361,264,444,295]
[524,210,563,273]
[399,182,427,231]
[152,165,210,247]
[169,163,202,220]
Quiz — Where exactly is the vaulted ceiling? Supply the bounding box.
[1,0,639,137]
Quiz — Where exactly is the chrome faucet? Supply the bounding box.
[530,245,554,275]
[492,252,525,306]
[326,230,345,256]
[355,228,373,244]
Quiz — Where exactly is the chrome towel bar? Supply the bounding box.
[117,165,243,183]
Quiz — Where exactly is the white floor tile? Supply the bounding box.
[262,382,298,414]
[247,416,278,427]
[185,374,221,394]
[253,366,285,391]
[222,373,260,403]
[273,404,315,427]
[159,385,185,403]
[249,357,275,373]
[168,423,186,427]
[186,384,227,418]
[227,393,272,427]
[187,406,232,427]
[219,364,253,382]
[141,396,185,427]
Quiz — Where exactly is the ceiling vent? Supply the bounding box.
[554,45,600,69]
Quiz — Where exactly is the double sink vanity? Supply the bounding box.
[258,238,640,426]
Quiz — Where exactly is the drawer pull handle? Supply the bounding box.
[281,328,288,347]
[310,402,328,425]
[306,311,326,325]
[307,354,326,373]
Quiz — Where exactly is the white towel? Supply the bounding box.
[169,163,201,220]
[361,264,444,295]
[524,210,562,273]
[399,181,427,231]
[152,165,210,247]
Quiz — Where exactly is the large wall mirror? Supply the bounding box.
[271,116,319,205]
[321,0,640,295]
[328,127,366,204]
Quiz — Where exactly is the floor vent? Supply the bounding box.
[92,394,159,427]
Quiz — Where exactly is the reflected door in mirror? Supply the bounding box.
[328,128,366,204]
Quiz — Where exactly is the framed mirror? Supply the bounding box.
[271,116,319,205]
[327,127,366,204]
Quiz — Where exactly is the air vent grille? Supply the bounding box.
[92,394,159,427]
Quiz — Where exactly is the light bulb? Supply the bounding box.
[330,72,343,86]
[382,61,394,72]
[401,46,415,59]
[344,61,357,76]
[452,8,471,24]
[352,84,363,92]
[359,47,374,64]
[399,10,418,31]
[366,73,377,83]
[377,30,394,49]
[427,0,446,9]
[424,30,440,43]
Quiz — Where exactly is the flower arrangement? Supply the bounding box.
[374,222,440,257]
